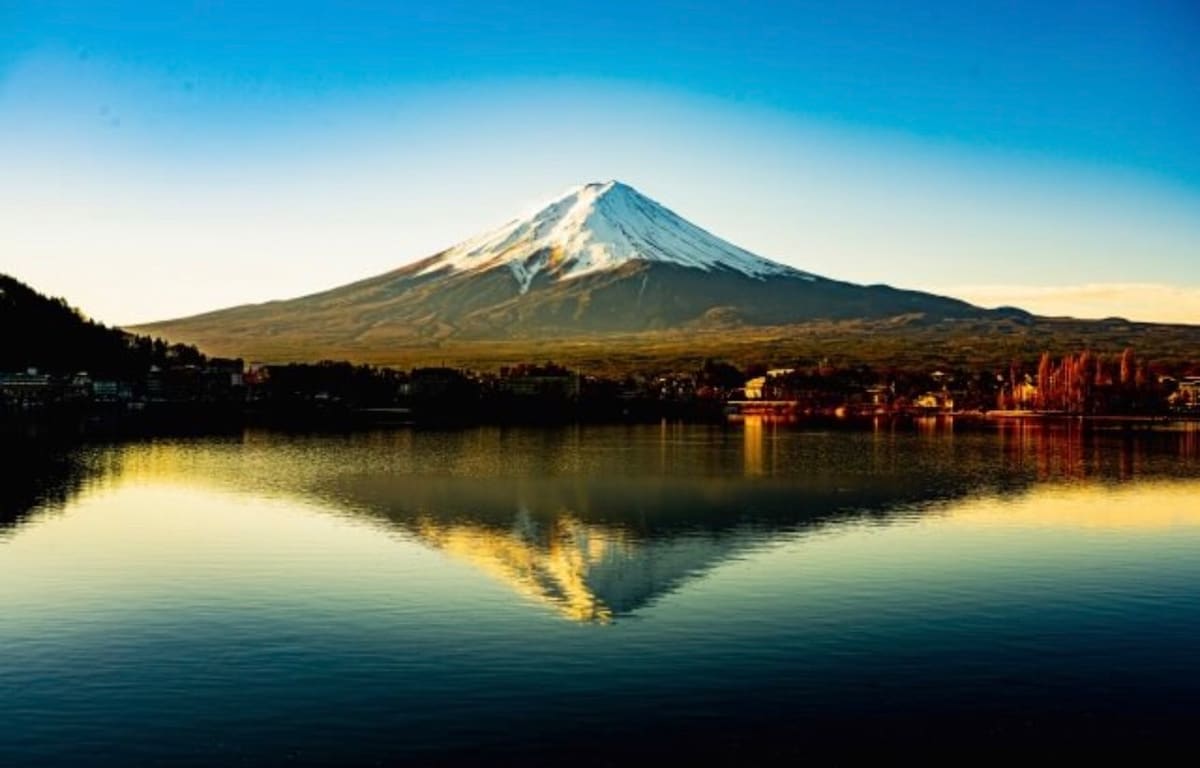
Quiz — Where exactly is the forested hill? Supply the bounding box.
[0,274,209,377]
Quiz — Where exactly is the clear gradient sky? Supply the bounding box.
[2,1,1199,325]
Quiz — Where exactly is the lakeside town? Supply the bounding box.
[4,273,1199,427]
[4,349,1199,426]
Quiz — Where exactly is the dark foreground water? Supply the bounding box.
[2,419,1199,762]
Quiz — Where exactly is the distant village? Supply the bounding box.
[3,347,1199,424]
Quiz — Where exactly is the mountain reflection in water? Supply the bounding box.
[4,420,1199,625]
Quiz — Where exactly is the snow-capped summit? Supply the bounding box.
[419,180,811,292]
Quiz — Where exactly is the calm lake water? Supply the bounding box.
[3,420,1200,762]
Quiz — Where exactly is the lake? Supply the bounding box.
[3,419,1199,762]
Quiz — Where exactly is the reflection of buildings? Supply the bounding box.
[914,415,954,434]
[743,415,764,475]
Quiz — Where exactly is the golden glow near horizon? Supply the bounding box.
[943,283,1200,325]
[935,482,1200,531]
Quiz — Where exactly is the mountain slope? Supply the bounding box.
[136,180,1022,361]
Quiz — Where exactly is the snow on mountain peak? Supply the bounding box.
[419,180,812,292]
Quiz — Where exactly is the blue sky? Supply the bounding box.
[2,1,1199,323]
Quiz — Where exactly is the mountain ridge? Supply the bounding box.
[137,180,1028,358]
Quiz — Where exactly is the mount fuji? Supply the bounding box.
[136,180,1022,362]
[413,180,807,290]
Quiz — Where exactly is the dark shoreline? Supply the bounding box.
[3,404,1197,443]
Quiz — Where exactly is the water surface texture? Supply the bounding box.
[3,421,1200,762]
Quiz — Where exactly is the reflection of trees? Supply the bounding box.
[1180,422,1200,462]
[991,420,1198,482]
[997,421,1088,481]
[0,437,111,533]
